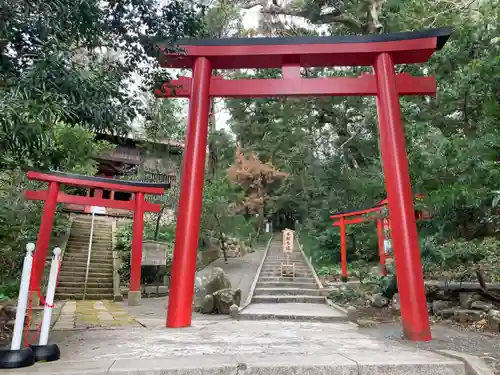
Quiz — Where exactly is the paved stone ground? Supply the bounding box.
[365,322,500,374]
[14,320,465,375]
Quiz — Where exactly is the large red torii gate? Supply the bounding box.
[156,28,452,341]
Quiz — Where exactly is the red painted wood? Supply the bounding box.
[29,182,60,298]
[330,206,382,220]
[25,190,161,213]
[339,217,348,279]
[332,217,365,226]
[27,171,165,195]
[130,192,145,292]
[156,74,436,98]
[160,37,438,69]
[167,57,212,328]
[375,52,430,341]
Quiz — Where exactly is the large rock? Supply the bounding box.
[432,300,454,315]
[459,292,481,309]
[194,267,232,311]
[370,293,389,308]
[487,309,500,332]
[454,309,483,323]
[213,288,242,314]
[470,300,494,312]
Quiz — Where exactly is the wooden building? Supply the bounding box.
[65,134,183,216]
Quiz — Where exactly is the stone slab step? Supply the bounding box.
[67,238,112,245]
[252,295,326,304]
[59,270,112,278]
[55,293,113,300]
[59,281,113,288]
[254,288,322,296]
[238,303,348,323]
[259,271,313,278]
[256,281,318,289]
[57,286,113,294]
[258,276,315,283]
[67,247,112,254]
[261,266,310,272]
[63,255,113,263]
[58,276,111,283]
[60,263,113,271]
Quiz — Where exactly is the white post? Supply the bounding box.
[83,211,96,300]
[265,222,270,233]
[11,243,35,350]
[39,247,61,346]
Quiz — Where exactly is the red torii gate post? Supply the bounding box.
[157,28,452,341]
[24,171,168,306]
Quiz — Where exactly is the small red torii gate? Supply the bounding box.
[330,194,428,280]
[156,27,452,341]
[24,171,168,305]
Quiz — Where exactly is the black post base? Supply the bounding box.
[30,344,60,363]
[0,347,35,369]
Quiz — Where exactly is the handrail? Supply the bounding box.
[82,210,96,300]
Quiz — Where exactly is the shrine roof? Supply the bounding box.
[159,27,452,70]
[27,171,169,194]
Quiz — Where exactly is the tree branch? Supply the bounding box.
[241,0,364,32]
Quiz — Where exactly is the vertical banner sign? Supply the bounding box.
[282,229,294,253]
[383,218,392,255]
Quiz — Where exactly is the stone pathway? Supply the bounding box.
[239,237,347,322]
[50,300,139,330]
[12,319,466,375]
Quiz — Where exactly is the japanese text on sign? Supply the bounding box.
[282,229,294,253]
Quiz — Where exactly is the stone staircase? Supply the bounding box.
[56,215,114,300]
[239,237,347,322]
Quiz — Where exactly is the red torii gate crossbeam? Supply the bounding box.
[24,171,168,305]
[157,27,452,342]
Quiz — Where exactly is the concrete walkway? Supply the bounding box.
[123,247,266,327]
[12,320,465,375]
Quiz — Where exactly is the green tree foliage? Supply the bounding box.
[226,0,500,276]
[0,0,206,295]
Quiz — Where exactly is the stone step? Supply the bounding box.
[60,263,113,271]
[68,236,112,246]
[63,254,113,263]
[264,258,307,263]
[58,276,111,284]
[252,295,325,304]
[254,288,322,296]
[70,230,112,237]
[70,229,110,234]
[59,281,113,288]
[57,286,113,294]
[259,271,313,278]
[261,265,310,271]
[64,247,112,255]
[55,293,113,300]
[258,276,315,283]
[59,269,112,278]
[238,303,348,323]
[256,281,318,289]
